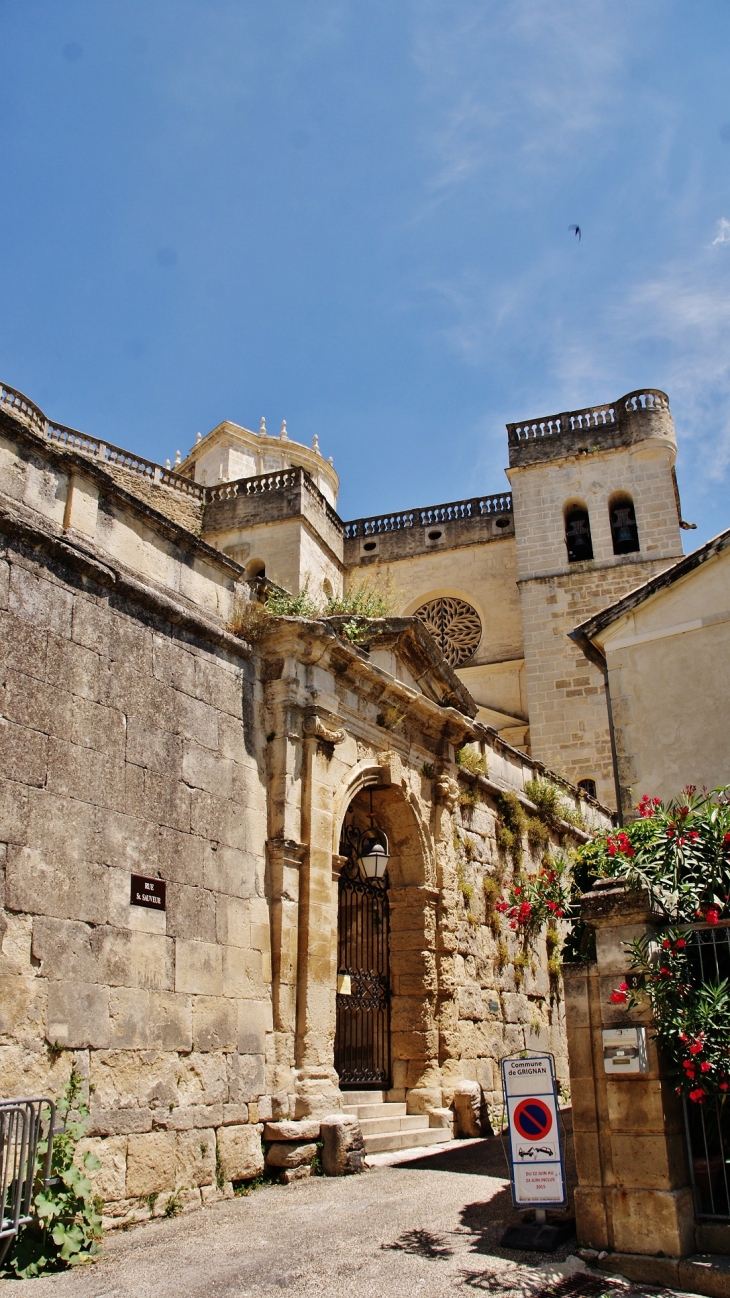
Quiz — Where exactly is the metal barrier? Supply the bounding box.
[683,925,730,1220]
[0,1098,55,1266]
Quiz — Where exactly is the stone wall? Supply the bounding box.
[0,517,272,1225]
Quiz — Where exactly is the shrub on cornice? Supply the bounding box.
[455,746,487,778]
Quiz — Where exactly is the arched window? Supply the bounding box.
[564,504,593,563]
[609,494,640,555]
[578,778,597,800]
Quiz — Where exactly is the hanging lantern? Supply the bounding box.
[359,832,390,879]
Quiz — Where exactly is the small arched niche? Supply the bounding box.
[608,492,640,556]
[564,501,594,563]
[244,557,266,580]
[578,777,597,800]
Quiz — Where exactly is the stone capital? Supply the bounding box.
[302,713,346,745]
[581,884,659,929]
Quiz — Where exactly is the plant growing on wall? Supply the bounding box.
[229,573,397,644]
[4,1067,103,1278]
[494,791,526,869]
[495,856,571,991]
[524,776,585,831]
[576,786,730,1103]
[455,745,487,778]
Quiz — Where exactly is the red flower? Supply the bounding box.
[689,1039,704,1055]
[610,989,628,1004]
[689,1088,706,1103]
[688,831,699,841]
[701,1062,712,1073]
[667,829,675,839]
[679,806,689,817]
[495,899,508,913]
[555,908,564,917]
[724,832,730,844]
[706,908,721,926]
[660,967,671,977]
[721,1083,729,1092]
[675,939,686,950]
[679,1032,688,1042]
[607,841,618,857]
[662,938,671,949]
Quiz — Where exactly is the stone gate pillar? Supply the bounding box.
[564,883,695,1261]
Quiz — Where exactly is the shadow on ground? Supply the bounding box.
[387,1110,579,1274]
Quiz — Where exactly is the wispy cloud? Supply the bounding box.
[411,0,653,197]
[712,218,730,245]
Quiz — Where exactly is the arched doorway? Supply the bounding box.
[335,788,391,1089]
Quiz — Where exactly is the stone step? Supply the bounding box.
[358,1114,427,1136]
[340,1090,388,1105]
[363,1127,452,1155]
[343,1102,407,1120]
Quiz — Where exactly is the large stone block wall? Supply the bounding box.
[0,525,273,1224]
[518,562,671,805]
[438,778,571,1112]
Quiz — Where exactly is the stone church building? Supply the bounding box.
[0,380,681,1220]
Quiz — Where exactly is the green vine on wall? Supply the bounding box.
[3,1067,103,1278]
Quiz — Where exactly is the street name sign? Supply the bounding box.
[130,874,166,910]
[501,1053,566,1208]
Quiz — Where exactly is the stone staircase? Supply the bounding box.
[342,1091,453,1156]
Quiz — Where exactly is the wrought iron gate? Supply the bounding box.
[335,872,390,1088]
[684,923,730,1220]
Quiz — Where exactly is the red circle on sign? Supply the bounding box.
[513,1098,553,1141]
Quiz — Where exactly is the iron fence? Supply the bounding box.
[0,1097,55,1266]
[683,924,730,1220]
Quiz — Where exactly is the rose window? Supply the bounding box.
[413,596,482,668]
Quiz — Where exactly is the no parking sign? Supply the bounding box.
[501,1053,566,1208]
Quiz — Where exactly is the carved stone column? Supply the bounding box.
[292,712,346,1118]
[266,836,305,1087]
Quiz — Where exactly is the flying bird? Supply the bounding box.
[569,225,581,241]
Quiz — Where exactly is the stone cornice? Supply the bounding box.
[0,489,251,660]
[257,617,477,745]
[0,406,244,578]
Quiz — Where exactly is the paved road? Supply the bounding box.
[0,1138,682,1298]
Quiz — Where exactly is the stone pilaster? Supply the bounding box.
[565,885,695,1258]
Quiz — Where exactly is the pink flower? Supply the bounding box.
[610,981,629,1004]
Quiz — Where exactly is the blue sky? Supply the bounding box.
[2,2,730,540]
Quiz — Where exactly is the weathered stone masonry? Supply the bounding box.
[0,399,610,1225]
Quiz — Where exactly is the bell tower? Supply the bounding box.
[506,389,684,808]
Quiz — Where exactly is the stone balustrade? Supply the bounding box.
[344,492,513,540]
[507,389,674,468]
[1,380,206,501]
